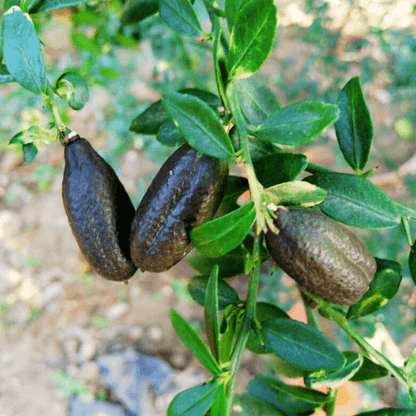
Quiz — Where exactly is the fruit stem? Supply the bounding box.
[316,299,408,390]
[225,235,261,415]
[44,82,66,144]
[227,85,265,231]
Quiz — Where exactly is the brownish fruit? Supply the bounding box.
[62,133,137,281]
[265,207,376,306]
[130,143,228,272]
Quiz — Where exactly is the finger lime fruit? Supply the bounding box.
[62,133,137,281]
[130,143,228,272]
[265,207,376,306]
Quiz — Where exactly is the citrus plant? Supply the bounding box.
[1,0,416,415]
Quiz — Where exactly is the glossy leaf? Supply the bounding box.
[347,258,402,320]
[404,348,416,402]
[160,0,202,37]
[55,72,89,110]
[191,202,256,258]
[335,77,373,172]
[306,172,401,229]
[232,394,286,416]
[163,92,234,159]
[2,6,46,95]
[254,153,307,188]
[225,0,245,30]
[30,0,94,13]
[0,64,15,84]
[156,121,186,147]
[228,0,277,79]
[187,248,246,278]
[246,302,290,355]
[248,376,321,415]
[188,275,240,310]
[229,126,282,163]
[230,77,280,125]
[167,381,219,416]
[253,101,339,146]
[262,318,345,371]
[130,89,221,135]
[120,0,159,26]
[355,409,416,416]
[304,351,363,388]
[210,383,227,416]
[266,181,327,207]
[204,266,220,361]
[350,356,389,382]
[217,175,249,213]
[409,241,416,285]
[170,309,221,376]
[263,377,331,404]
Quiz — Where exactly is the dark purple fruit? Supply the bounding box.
[130,143,228,273]
[265,207,376,306]
[62,133,137,281]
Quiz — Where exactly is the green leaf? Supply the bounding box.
[266,181,327,208]
[191,202,256,257]
[246,302,290,355]
[22,142,38,163]
[349,356,389,382]
[409,241,416,285]
[232,394,286,416]
[130,88,221,135]
[253,101,340,146]
[204,266,220,361]
[262,377,331,404]
[404,348,416,402]
[229,126,283,163]
[335,77,374,172]
[217,175,249,214]
[163,92,234,159]
[71,32,100,53]
[186,248,246,278]
[304,351,363,388]
[160,0,202,37]
[156,121,186,147]
[188,275,240,310]
[230,77,280,125]
[170,310,221,376]
[30,0,97,13]
[355,409,416,416]
[228,0,277,79]
[0,63,15,84]
[254,153,307,188]
[2,6,47,95]
[225,0,245,31]
[306,172,401,229]
[210,383,227,416]
[120,0,159,26]
[167,381,219,416]
[248,376,321,415]
[347,258,402,320]
[262,318,345,371]
[9,125,55,145]
[55,72,89,110]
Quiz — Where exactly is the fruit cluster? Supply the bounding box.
[62,133,228,281]
[62,133,376,306]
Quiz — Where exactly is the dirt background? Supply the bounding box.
[1,1,416,415]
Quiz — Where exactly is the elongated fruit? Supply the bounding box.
[62,133,137,281]
[265,207,376,306]
[130,143,228,272]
